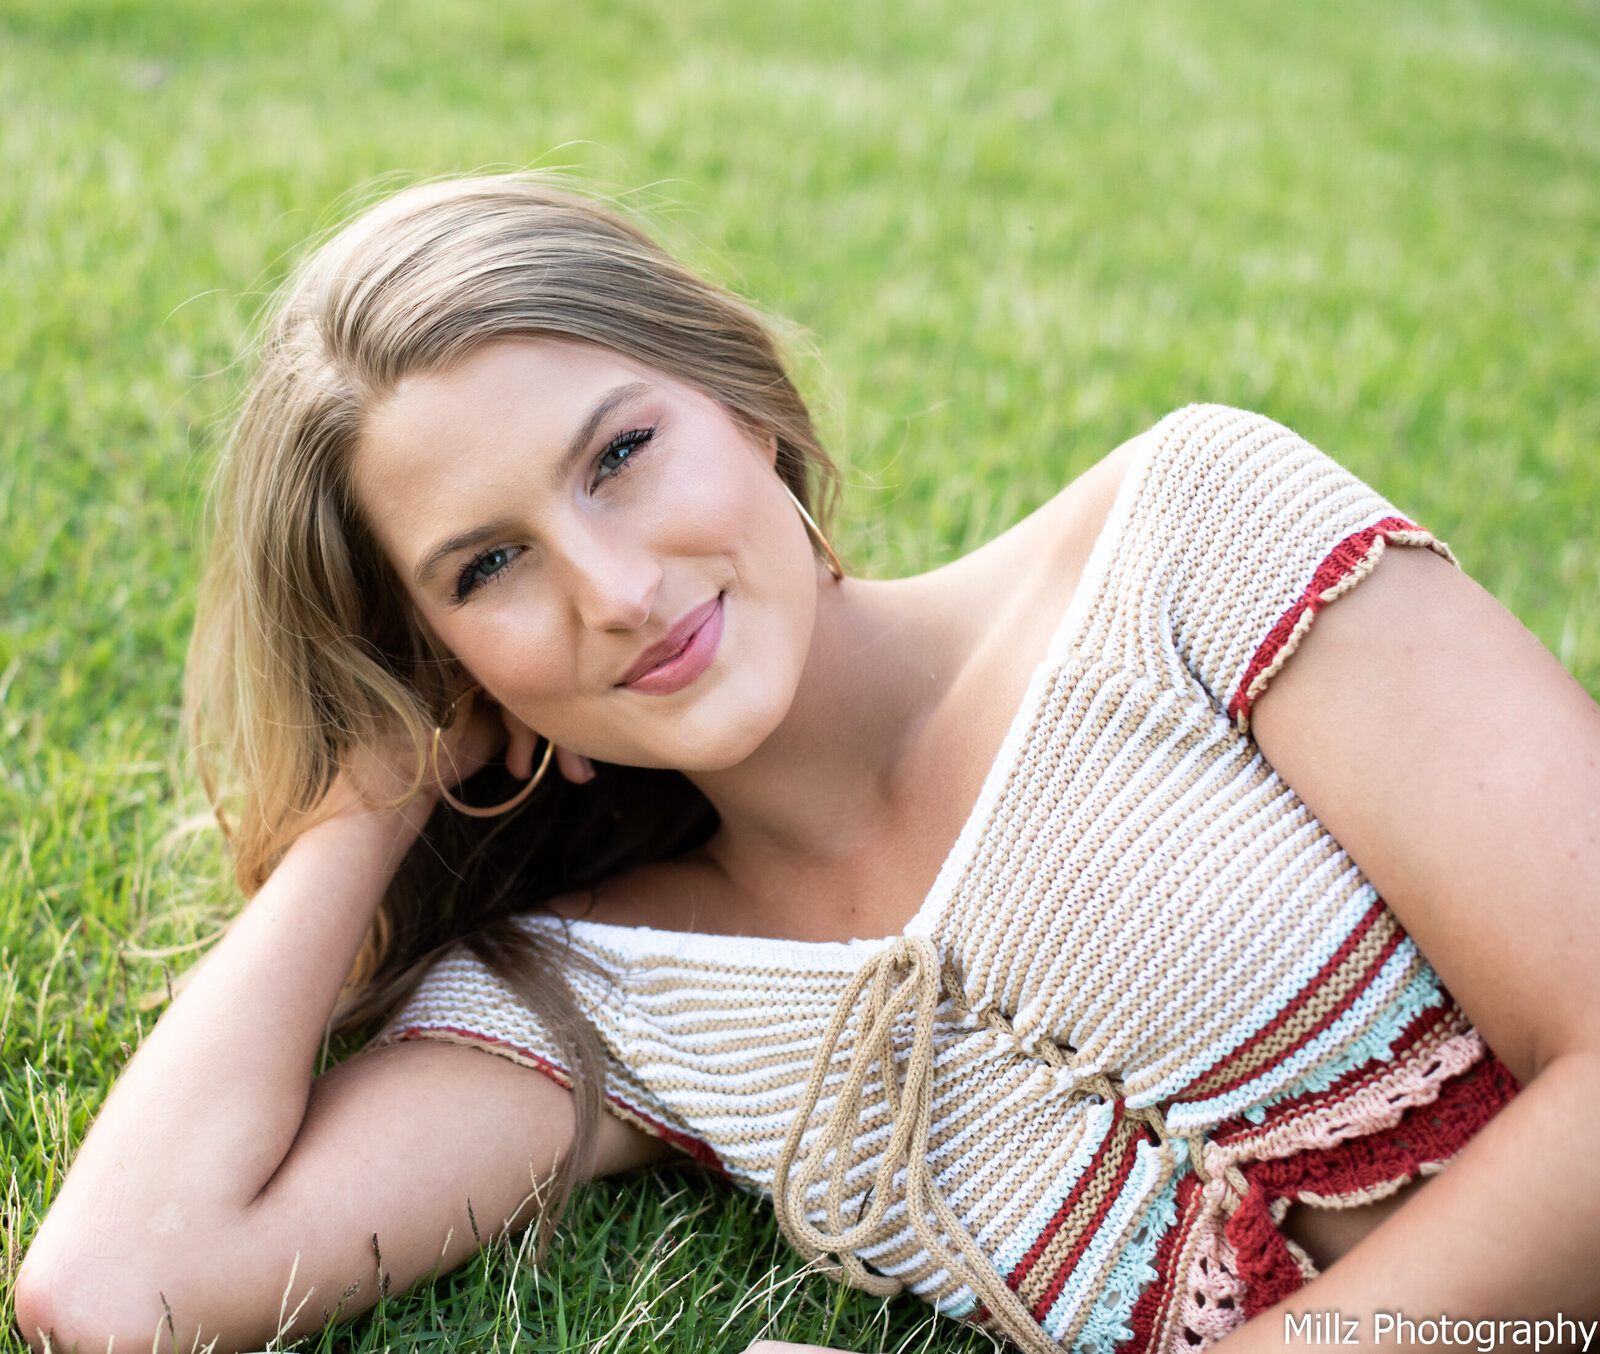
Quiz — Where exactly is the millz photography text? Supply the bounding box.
[1285,1311,1597,1351]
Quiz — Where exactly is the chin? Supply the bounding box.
[665,676,798,773]
[668,716,782,773]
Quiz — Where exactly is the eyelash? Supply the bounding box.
[592,425,655,488]
[452,546,518,603]
[450,425,658,602]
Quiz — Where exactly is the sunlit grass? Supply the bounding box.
[3,0,1597,1348]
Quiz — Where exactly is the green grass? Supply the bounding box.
[2,0,1598,1348]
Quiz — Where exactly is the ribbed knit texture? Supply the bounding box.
[381,405,1516,1352]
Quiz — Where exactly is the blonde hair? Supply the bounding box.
[186,173,839,1242]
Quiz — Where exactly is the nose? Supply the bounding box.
[554,519,661,632]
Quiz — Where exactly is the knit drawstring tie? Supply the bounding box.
[772,936,1108,1354]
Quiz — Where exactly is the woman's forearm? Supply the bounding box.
[1224,1052,1600,1351]
[32,802,422,1242]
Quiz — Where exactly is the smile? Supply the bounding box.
[617,595,724,695]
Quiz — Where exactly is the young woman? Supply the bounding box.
[15,174,1600,1354]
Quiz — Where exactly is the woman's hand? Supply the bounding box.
[326,685,542,833]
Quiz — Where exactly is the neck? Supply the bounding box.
[686,572,959,880]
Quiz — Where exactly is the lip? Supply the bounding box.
[617,595,724,695]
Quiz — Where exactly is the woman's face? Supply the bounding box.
[354,337,821,770]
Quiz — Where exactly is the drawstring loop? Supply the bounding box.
[772,937,1092,1354]
[772,937,941,1295]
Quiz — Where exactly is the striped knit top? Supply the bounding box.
[381,405,1516,1354]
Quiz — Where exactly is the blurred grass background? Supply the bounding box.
[1,0,1596,1349]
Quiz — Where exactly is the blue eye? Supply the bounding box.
[453,546,518,601]
[594,427,654,485]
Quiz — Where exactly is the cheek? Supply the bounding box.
[716,478,819,682]
[675,447,804,582]
[658,454,770,555]
[424,599,574,702]
[644,414,776,542]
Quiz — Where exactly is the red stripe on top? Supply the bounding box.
[1225,1052,1519,1319]
[393,1024,724,1171]
[1002,1104,1147,1309]
[1123,1170,1205,1354]
[1028,1114,1149,1321]
[1005,1107,1122,1290]
[1228,516,1423,725]
[1213,927,1408,1106]
[1174,895,1395,1103]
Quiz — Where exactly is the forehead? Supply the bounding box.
[360,338,641,473]
[353,338,649,528]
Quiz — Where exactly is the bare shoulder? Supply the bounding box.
[947,424,1156,630]
[1038,424,1153,546]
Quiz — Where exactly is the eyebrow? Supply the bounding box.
[412,380,654,589]
[413,516,522,589]
[552,380,653,484]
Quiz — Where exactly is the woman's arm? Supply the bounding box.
[1231,544,1600,1344]
[13,789,665,1352]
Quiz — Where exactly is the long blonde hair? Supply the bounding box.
[186,173,839,1241]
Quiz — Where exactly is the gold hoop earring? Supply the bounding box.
[782,483,844,581]
[430,684,554,818]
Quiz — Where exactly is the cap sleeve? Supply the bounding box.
[378,943,577,1085]
[1138,404,1454,730]
[375,937,723,1169]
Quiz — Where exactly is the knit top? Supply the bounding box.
[380,405,1516,1354]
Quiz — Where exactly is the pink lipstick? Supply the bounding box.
[617,596,724,695]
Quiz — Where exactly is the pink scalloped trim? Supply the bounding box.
[1227,1030,1485,1165]
[1170,1029,1487,1349]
